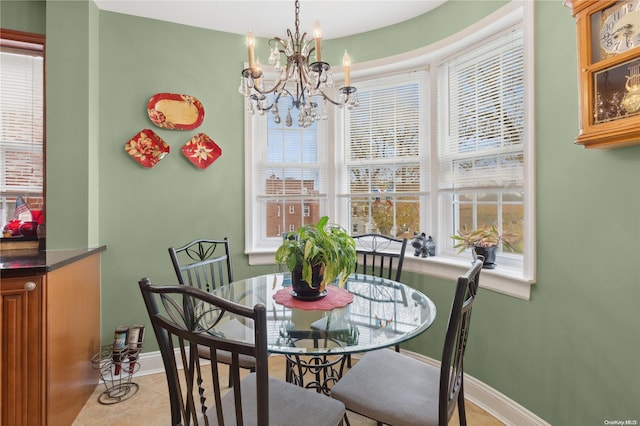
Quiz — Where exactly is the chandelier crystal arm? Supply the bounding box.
[318,87,358,107]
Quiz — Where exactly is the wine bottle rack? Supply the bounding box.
[91,343,142,404]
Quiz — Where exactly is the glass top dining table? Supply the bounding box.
[211,272,437,356]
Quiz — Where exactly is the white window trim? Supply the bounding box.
[246,0,535,300]
[334,70,429,239]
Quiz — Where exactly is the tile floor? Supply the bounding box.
[73,355,503,425]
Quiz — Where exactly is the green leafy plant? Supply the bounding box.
[275,216,357,292]
[451,225,516,253]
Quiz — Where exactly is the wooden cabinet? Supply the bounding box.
[45,253,101,426]
[567,0,640,148]
[0,249,102,425]
[1,276,44,426]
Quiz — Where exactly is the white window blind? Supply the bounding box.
[438,28,524,192]
[341,72,426,194]
[0,45,44,196]
[337,72,427,237]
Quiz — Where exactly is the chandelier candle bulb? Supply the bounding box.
[246,32,255,70]
[313,21,322,62]
[343,50,351,87]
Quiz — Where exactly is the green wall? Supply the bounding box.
[6,0,640,423]
[45,0,100,248]
[1,0,45,34]
[94,10,253,331]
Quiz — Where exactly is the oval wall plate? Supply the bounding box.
[147,93,204,130]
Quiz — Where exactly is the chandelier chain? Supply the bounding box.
[294,0,300,41]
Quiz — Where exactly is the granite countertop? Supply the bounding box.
[0,245,107,277]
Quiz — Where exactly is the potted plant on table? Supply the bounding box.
[451,225,516,269]
[275,216,357,299]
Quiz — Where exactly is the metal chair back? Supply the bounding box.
[352,233,407,282]
[138,278,268,426]
[168,238,233,293]
[351,233,408,355]
[439,256,484,424]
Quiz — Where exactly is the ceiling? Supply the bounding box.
[92,0,448,39]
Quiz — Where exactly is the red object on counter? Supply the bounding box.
[3,220,22,236]
[30,209,43,224]
[19,221,38,237]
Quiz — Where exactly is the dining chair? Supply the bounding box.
[330,256,484,426]
[351,233,408,358]
[168,238,233,293]
[138,278,346,426]
[169,237,254,387]
[352,233,407,282]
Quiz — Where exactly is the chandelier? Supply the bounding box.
[238,0,358,128]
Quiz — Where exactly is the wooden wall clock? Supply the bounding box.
[566,0,640,149]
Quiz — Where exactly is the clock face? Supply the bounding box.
[600,0,640,55]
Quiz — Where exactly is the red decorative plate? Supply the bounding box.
[147,93,205,130]
[125,129,170,168]
[181,133,222,169]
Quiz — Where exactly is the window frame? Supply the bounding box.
[245,1,535,299]
[0,29,46,228]
[243,77,330,256]
[334,71,429,239]
[435,25,527,273]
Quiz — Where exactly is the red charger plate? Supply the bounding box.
[181,133,222,169]
[147,93,204,130]
[125,129,170,168]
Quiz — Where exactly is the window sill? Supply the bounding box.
[402,255,534,300]
[248,250,535,300]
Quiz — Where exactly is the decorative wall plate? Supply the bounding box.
[181,133,222,169]
[125,129,170,168]
[147,93,205,130]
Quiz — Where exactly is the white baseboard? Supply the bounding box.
[133,349,173,376]
[132,348,209,377]
[133,349,549,426]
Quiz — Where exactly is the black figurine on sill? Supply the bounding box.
[412,232,436,258]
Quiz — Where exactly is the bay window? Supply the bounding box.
[245,1,534,298]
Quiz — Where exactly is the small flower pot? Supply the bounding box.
[472,245,497,269]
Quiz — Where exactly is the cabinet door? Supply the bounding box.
[1,276,43,426]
